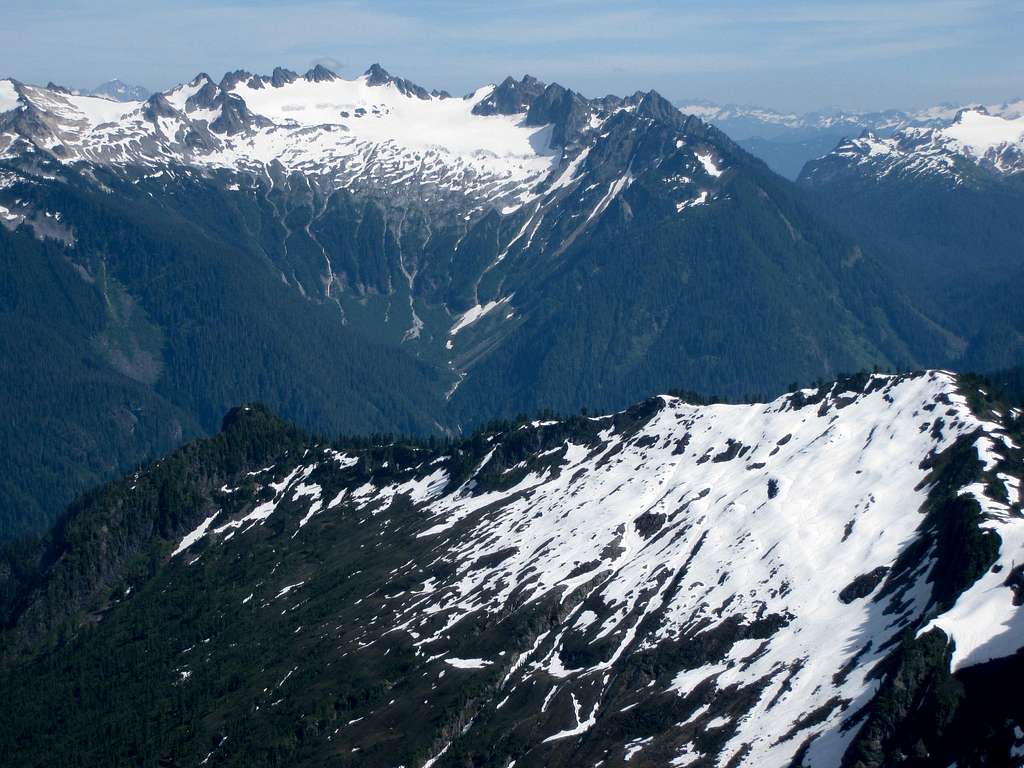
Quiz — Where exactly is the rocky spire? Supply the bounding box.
[471,75,546,116]
[270,67,298,88]
[364,63,432,100]
[304,64,338,83]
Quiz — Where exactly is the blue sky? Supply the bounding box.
[2,0,1021,112]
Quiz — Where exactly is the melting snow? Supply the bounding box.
[546,147,591,194]
[676,190,709,212]
[275,582,305,599]
[449,296,513,336]
[172,511,220,557]
[445,657,493,669]
[162,371,1022,766]
[0,80,20,113]
[696,151,724,177]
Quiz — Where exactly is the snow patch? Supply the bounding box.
[0,80,20,113]
[449,295,513,336]
[445,657,493,669]
[172,511,220,557]
[696,151,724,177]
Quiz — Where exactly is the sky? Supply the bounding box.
[2,0,1021,113]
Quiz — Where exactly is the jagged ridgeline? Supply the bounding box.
[686,97,1024,180]
[1,371,1021,766]
[2,63,1009,538]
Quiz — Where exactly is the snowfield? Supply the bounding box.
[172,371,1023,767]
[941,109,1024,157]
[0,72,558,211]
[805,108,1024,184]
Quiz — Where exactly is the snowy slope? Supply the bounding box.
[81,79,151,102]
[154,371,1022,767]
[684,97,1024,180]
[0,66,749,225]
[800,108,1024,185]
[0,69,558,212]
[0,80,19,114]
[213,75,557,209]
[679,97,1024,138]
[0,68,742,351]
[942,109,1024,170]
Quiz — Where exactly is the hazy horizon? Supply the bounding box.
[8,65,1023,118]
[2,0,1021,114]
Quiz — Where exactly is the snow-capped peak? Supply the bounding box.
[0,65,565,211]
[0,65,732,224]
[220,67,549,160]
[679,96,1024,137]
[941,108,1024,160]
[801,108,1024,185]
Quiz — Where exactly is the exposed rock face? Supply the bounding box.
[471,74,546,116]
[270,66,299,87]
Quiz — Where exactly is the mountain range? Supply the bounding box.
[1,370,1021,766]
[798,107,1024,388]
[2,60,1024,768]
[683,97,1024,179]
[80,79,152,102]
[1,64,1023,538]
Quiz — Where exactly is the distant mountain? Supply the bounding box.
[0,65,1017,536]
[679,99,962,137]
[680,97,1024,179]
[801,108,1024,185]
[797,109,1024,376]
[82,79,151,101]
[730,133,850,181]
[1,371,1022,766]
